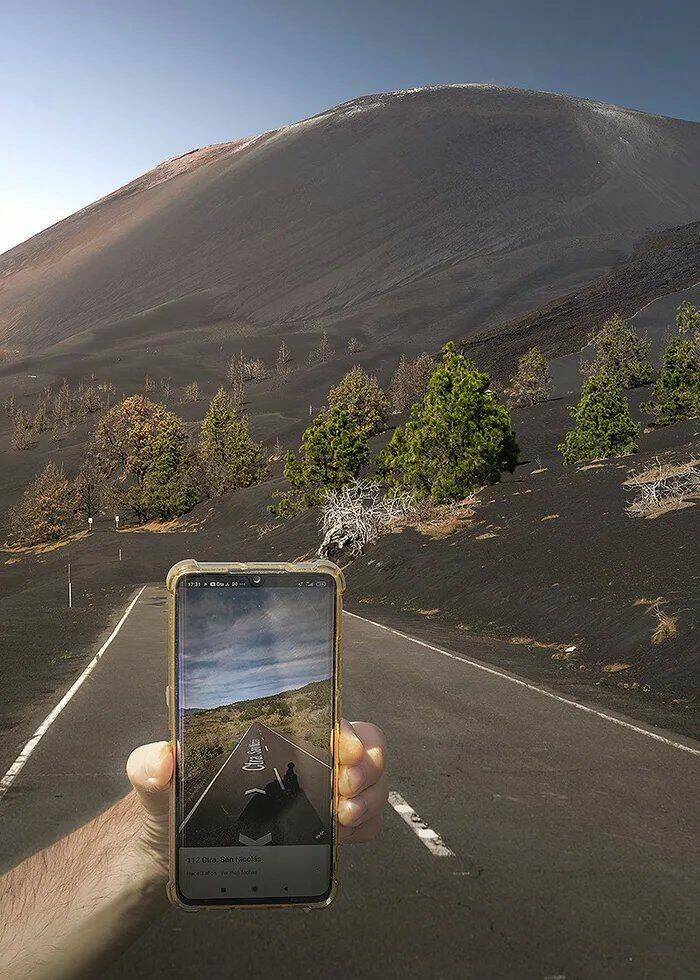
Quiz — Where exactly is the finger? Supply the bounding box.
[338,774,388,829]
[126,741,173,818]
[339,815,382,844]
[338,719,364,766]
[338,722,386,798]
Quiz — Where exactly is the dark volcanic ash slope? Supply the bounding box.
[1,85,699,358]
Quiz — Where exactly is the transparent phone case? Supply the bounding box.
[165,559,344,911]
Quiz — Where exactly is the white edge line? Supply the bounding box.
[388,790,455,857]
[179,724,253,832]
[345,611,700,758]
[0,586,148,802]
[258,722,331,769]
[273,766,285,790]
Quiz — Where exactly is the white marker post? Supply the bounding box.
[309,404,312,416]
[115,516,120,531]
[88,516,93,532]
[68,563,72,609]
[118,548,122,562]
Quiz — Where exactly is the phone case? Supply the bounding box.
[165,559,345,911]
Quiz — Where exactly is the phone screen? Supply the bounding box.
[174,570,337,905]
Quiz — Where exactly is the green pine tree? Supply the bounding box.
[272,406,369,517]
[139,422,202,521]
[199,388,268,495]
[642,303,700,427]
[380,342,519,503]
[558,373,639,465]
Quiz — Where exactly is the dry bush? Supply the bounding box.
[182,380,201,403]
[389,353,436,412]
[9,461,86,546]
[244,358,267,382]
[347,337,362,354]
[625,458,700,518]
[318,479,417,559]
[308,331,333,367]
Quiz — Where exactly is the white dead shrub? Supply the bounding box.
[318,479,417,559]
[625,458,700,518]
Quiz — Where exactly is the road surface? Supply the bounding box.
[182,721,330,847]
[0,586,698,978]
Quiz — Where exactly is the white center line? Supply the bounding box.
[388,790,455,857]
[0,585,147,803]
[345,611,700,757]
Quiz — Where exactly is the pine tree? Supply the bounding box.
[199,388,268,495]
[582,314,652,388]
[380,343,519,502]
[271,406,369,517]
[505,347,552,407]
[558,373,639,465]
[642,303,700,426]
[327,366,389,437]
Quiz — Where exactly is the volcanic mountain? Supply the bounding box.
[1,85,699,373]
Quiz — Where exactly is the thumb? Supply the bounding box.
[126,741,173,822]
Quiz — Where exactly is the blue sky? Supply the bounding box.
[1,0,698,255]
[180,586,333,708]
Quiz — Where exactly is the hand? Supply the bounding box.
[126,719,387,871]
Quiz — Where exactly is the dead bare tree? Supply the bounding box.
[318,479,417,559]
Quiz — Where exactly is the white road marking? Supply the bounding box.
[180,725,253,832]
[345,612,700,758]
[0,586,147,803]
[245,788,266,796]
[273,766,285,790]
[388,791,455,857]
[259,722,331,768]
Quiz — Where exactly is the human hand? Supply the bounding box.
[126,719,387,873]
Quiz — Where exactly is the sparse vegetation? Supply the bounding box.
[327,366,389,437]
[199,388,268,496]
[582,314,652,388]
[559,373,639,465]
[505,346,552,407]
[276,341,293,382]
[642,303,700,427]
[381,343,519,503]
[389,353,436,413]
[347,336,362,354]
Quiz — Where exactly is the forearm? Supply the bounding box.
[0,791,168,980]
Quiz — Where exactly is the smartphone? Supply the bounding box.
[166,560,343,910]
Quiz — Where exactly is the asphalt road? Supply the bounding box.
[1,586,698,978]
[182,721,330,848]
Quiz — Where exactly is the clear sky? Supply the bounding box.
[2,0,698,255]
[181,586,333,708]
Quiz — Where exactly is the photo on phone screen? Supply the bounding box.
[174,571,337,905]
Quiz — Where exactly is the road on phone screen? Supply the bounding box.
[182,721,330,847]
[0,585,698,979]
